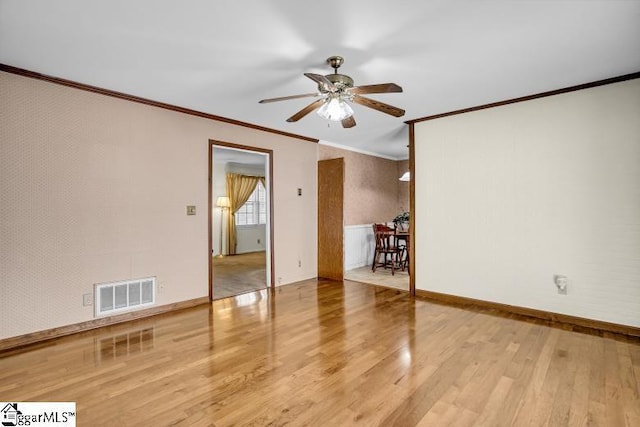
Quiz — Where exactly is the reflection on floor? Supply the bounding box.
[4,279,638,425]
[212,251,266,299]
[345,264,409,291]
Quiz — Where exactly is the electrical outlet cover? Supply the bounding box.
[83,293,93,306]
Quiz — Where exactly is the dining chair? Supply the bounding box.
[371,223,403,275]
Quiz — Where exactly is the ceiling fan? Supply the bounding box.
[259,56,405,128]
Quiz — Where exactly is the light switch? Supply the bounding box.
[187,205,196,215]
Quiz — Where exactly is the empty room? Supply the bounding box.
[1,1,639,426]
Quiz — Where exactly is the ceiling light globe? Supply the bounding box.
[317,98,354,121]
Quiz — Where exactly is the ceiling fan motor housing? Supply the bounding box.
[320,74,354,93]
[319,55,354,93]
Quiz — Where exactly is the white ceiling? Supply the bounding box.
[213,146,266,168]
[1,1,639,160]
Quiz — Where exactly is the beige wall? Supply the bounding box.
[414,78,640,327]
[318,145,406,225]
[0,72,318,339]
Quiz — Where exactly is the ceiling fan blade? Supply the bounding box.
[349,83,403,95]
[259,93,319,103]
[341,116,356,128]
[304,73,336,92]
[286,99,326,122]
[352,95,405,117]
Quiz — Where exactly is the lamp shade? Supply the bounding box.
[399,171,410,182]
[317,98,354,121]
[216,196,231,208]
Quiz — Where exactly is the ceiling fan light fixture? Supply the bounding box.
[260,55,404,128]
[316,98,353,121]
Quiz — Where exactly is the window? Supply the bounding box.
[235,181,267,226]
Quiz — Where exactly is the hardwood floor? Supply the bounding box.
[1,279,639,426]
[213,251,266,299]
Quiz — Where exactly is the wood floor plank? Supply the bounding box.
[1,279,639,426]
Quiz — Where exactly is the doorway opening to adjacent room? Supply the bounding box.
[208,141,274,300]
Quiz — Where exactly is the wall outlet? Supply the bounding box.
[257,238,261,244]
[554,275,568,295]
[83,293,93,306]
[298,259,302,268]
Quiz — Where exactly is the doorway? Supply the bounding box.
[209,140,274,300]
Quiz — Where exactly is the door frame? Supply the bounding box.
[408,124,415,296]
[208,139,275,301]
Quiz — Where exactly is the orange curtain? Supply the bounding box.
[226,173,261,255]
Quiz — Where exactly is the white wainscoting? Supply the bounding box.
[344,224,375,271]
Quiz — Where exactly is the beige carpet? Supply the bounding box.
[212,251,267,299]
[345,264,409,291]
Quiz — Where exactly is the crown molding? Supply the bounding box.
[0,63,319,143]
[406,71,640,124]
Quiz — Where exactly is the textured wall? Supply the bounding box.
[414,78,640,327]
[318,145,405,225]
[0,71,318,339]
[397,159,409,212]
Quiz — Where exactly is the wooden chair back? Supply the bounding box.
[372,223,396,251]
